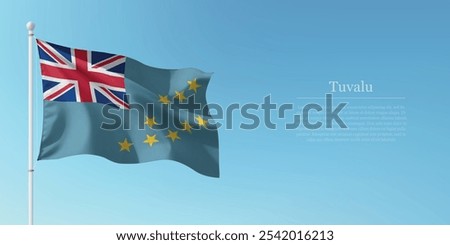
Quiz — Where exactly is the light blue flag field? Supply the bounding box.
[36,39,220,177]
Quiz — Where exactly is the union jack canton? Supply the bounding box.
[36,39,129,109]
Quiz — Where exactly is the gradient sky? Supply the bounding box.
[1,0,449,224]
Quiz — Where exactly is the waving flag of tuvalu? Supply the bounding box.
[36,39,220,177]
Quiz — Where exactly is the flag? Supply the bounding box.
[36,39,220,177]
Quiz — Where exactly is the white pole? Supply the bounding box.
[26,21,35,225]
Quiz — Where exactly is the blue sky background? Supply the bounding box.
[1,0,449,224]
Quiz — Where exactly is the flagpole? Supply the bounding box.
[26,21,35,225]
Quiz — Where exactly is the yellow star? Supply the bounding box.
[159,95,170,104]
[195,115,207,128]
[174,90,186,102]
[187,78,201,93]
[143,134,159,147]
[144,116,157,128]
[166,130,181,142]
[118,138,133,152]
[181,120,193,133]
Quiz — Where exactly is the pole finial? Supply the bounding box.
[26,21,35,34]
